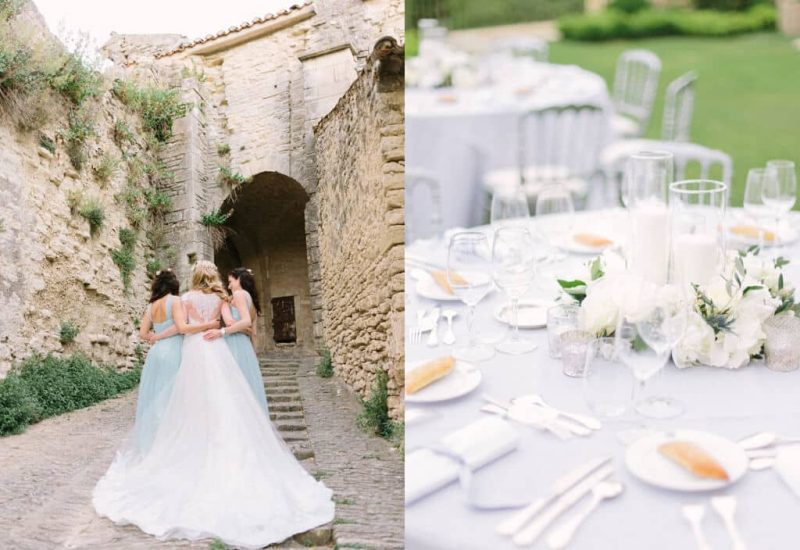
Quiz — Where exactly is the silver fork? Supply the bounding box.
[412,309,426,344]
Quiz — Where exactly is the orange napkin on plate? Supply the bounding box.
[729,224,776,242]
[431,270,466,295]
[406,356,456,394]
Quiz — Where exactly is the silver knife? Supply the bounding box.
[426,308,441,346]
[513,465,614,546]
[496,456,612,536]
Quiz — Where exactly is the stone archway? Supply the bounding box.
[213,172,314,357]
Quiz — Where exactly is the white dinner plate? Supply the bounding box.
[414,278,461,302]
[493,299,553,329]
[555,233,616,255]
[726,223,799,248]
[405,360,481,404]
[625,430,748,492]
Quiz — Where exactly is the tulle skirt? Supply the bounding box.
[134,334,183,452]
[93,334,334,549]
[225,332,269,415]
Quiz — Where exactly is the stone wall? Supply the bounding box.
[313,45,405,420]
[0,85,162,375]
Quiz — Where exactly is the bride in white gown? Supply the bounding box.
[93,261,334,549]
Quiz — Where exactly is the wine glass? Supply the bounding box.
[617,292,687,419]
[447,232,495,362]
[491,227,537,355]
[743,168,770,246]
[534,185,574,265]
[490,186,530,231]
[763,160,797,243]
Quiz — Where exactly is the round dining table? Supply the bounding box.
[406,61,612,233]
[404,209,800,550]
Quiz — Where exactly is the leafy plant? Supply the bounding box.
[118,184,147,229]
[200,209,231,227]
[92,151,120,184]
[63,107,94,170]
[66,189,82,214]
[609,0,647,14]
[218,165,250,186]
[112,227,136,292]
[49,52,101,106]
[316,350,333,378]
[217,143,230,156]
[58,321,80,344]
[146,257,164,278]
[356,369,393,438]
[112,119,135,148]
[78,196,104,235]
[38,132,55,154]
[144,188,172,213]
[0,354,141,436]
[112,79,190,142]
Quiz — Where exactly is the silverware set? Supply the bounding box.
[495,456,624,547]
[480,394,603,440]
[739,430,800,471]
[410,307,458,346]
[682,496,747,550]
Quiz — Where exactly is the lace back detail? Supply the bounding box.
[182,291,222,323]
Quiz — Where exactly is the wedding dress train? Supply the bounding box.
[93,291,334,549]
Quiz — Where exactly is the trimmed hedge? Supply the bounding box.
[558,5,776,41]
[407,0,583,30]
[0,354,141,436]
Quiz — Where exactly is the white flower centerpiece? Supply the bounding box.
[557,246,799,369]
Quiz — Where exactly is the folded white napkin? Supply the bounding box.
[774,445,800,500]
[405,416,520,505]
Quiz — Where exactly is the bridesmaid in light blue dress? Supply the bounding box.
[135,269,217,451]
[217,267,269,415]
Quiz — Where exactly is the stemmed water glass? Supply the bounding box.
[615,287,688,419]
[762,160,797,246]
[491,226,537,355]
[490,186,530,230]
[534,185,574,270]
[743,168,770,247]
[447,232,495,362]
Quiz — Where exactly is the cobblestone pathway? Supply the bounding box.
[0,359,404,550]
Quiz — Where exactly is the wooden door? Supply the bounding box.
[271,296,297,343]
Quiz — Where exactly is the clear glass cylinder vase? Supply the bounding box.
[669,180,728,289]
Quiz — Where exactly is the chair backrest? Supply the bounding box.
[518,104,606,182]
[604,140,733,190]
[612,49,661,134]
[661,71,697,142]
[489,36,549,62]
[405,170,444,243]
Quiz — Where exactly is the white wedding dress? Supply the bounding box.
[93,291,334,549]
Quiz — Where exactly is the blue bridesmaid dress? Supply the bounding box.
[225,291,269,414]
[134,294,183,452]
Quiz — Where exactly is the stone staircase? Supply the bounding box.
[262,361,315,462]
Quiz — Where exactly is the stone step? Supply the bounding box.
[267,394,301,403]
[293,523,333,546]
[274,422,307,432]
[270,414,305,423]
[269,404,303,412]
[281,433,309,443]
[265,386,300,394]
[291,446,315,461]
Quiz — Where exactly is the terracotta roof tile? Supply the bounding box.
[155,2,312,58]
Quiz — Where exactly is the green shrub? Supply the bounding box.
[63,108,94,170]
[49,52,101,106]
[0,373,42,436]
[356,370,393,438]
[118,184,148,229]
[78,197,104,234]
[144,188,172,213]
[407,0,582,30]
[146,257,164,278]
[92,151,120,184]
[112,119,135,148]
[112,227,136,292]
[0,354,142,435]
[200,209,231,227]
[316,350,333,378]
[58,321,80,344]
[694,0,758,11]
[38,132,55,153]
[112,79,190,142]
[558,5,775,41]
[218,165,249,186]
[217,143,230,156]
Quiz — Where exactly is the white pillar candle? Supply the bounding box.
[629,200,670,285]
[673,233,719,287]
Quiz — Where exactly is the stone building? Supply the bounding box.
[1,1,405,419]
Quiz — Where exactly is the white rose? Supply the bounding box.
[580,277,622,336]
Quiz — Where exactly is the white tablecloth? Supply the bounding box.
[406,62,612,233]
[404,210,800,550]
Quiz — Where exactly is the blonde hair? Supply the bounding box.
[190,260,229,302]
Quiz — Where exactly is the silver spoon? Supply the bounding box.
[546,481,624,549]
[681,504,712,550]
[516,394,603,431]
[711,496,747,550]
[442,309,457,345]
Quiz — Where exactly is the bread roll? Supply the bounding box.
[407,356,456,395]
[658,441,729,481]
[431,270,467,295]
[573,233,613,248]
[729,224,776,242]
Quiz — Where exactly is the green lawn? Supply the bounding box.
[549,33,800,207]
